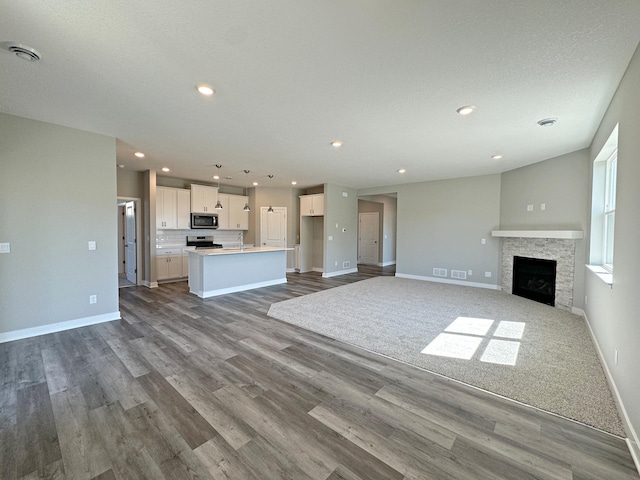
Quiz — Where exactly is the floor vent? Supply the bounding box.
[451,270,467,280]
[433,268,448,277]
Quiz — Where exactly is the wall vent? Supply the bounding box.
[343,261,350,268]
[433,268,447,277]
[451,270,467,280]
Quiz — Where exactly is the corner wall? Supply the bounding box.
[0,113,119,341]
[585,41,640,467]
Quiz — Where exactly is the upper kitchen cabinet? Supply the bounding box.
[190,184,218,213]
[217,194,249,230]
[300,193,325,216]
[157,186,191,229]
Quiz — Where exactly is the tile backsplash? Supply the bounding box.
[156,229,246,248]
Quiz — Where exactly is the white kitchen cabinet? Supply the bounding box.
[217,194,249,230]
[190,184,218,213]
[300,193,324,216]
[156,249,183,280]
[176,189,191,229]
[157,187,190,229]
[157,186,177,229]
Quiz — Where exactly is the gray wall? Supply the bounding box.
[361,175,501,286]
[324,183,358,275]
[500,149,590,308]
[0,113,118,337]
[585,42,640,458]
[117,168,144,199]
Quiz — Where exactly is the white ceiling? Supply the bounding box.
[2,1,640,189]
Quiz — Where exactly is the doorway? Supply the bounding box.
[358,212,379,265]
[117,197,142,288]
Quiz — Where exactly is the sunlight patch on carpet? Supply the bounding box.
[420,333,483,360]
[480,339,521,366]
[444,317,494,336]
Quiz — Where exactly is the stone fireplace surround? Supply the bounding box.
[493,231,583,311]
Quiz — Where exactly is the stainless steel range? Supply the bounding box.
[186,235,223,249]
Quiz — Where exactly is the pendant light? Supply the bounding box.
[214,164,223,209]
[267,174,274,212]
[243,170,251,212]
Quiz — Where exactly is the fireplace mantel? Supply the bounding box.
[491,230,583,239]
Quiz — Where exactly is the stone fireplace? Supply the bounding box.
[494,231,582,311]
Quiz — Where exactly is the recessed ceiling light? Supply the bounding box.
[291,181,297,185]
[196,84,215,96]
[456,105,476,115]
[331,140,343,147]
[491,154,503,160]
[2,42,42,61]
[134,151,145,158]
[213,175,220,180]
[252,181,259,186]
[161,167,170,172]
[398,168,406,173]
[537,117,558,127]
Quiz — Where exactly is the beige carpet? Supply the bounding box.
[268,276,624,436]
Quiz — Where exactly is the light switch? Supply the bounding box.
[328,235,333,241]
[541,203,546,211]
[527,204,534,212]
[481,238,486,245]
[0,243,10,254]
[342,191,348,197]
[88,241,97,250]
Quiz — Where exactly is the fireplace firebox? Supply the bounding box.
[512,256,557,306]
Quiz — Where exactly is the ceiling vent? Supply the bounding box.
[537,117,558,127]
[2,42,42,61]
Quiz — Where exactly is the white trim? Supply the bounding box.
[322,268,358,278]
[586,264,613,287]
[143,280,159,288]
[378,261,396,266]
[192,278,287,298]
[0,311,121,343]
[312,267,324,273]
[286,267,296,273]
[395,273,500,290]
[491,230,584,239]
[571,307,585,317]
[581,310,640,474]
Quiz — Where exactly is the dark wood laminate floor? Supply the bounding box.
[2,266,638,479]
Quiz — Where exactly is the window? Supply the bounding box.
[589,124,618,277]
[603,151,617,270]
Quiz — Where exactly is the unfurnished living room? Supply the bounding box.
[2,2,640,479]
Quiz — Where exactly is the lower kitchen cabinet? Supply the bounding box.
[156,249,183,280]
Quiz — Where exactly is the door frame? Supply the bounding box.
[117,196,143,286]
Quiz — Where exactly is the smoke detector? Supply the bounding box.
[537,117,558,127]
[2,42,42,61]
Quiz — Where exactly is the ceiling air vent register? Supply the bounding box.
[2,42,42,61]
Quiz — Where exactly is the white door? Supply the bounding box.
[358,212,379,265]
[260,207,286,247]
[125,201,137,284]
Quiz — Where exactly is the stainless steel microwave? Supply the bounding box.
[191,213,219,229]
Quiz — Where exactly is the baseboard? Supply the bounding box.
[191,278,287,298]
[395,273,500,290]
[323,268,359,278]
[571,307,585,317]
[0,311,121,343]
[312,267,324,273]
[286,267,296,273]
[582,310,640,474]
[378,261,396,267]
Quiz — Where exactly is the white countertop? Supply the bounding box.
[190,246,292,256]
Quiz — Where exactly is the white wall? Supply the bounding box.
[0,113,119,340]
[585,42,640,463]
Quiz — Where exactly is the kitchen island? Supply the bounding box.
[188,246,290,298]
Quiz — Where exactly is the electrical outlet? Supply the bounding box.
[334,261,338,266]
[585,295,588,305]
[615,349,618,365]
[0,243,10,254]
[88,241,97,250]
[484,271,492,278]
[541,203,546,211]
[89,295,97,304]
[481,238,486,245]
[468,270,472,276]
[527,204,533,212]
